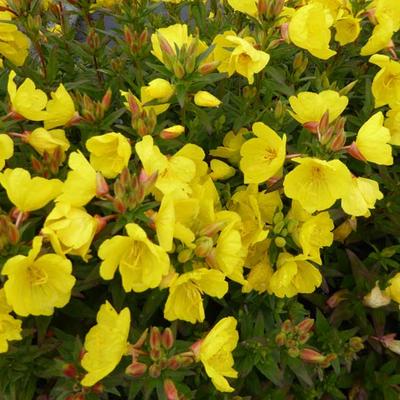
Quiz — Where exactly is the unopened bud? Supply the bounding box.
[158,33,175,56]
[62,363,77,378]
[349,337,364,352]
[150,327,161,350]
[126,362,147,377]
[162,328,174,350]
[198,220,226,237]
[347,142,366,161]
[132,328,149,350]
[92,383,104,394]
[194,236,214,257]
[330,129,346,151]
[303,121,319,134]
[275,332,286,346]
[148,363,161,378]
[173,61,185,79]
[164,379,179,400]
[287,347,300,358]
[300,348,325,364]
[96,172,109,197]
[177,249,193,263]
[281,319,293,333]
[150,348,162,361]
[198,60,220,75]
[274,237,286,248]
[160,125,185,140]
[326,289,348,308]
[363,282,391,308]
[101,89,112,110]
[296,318,314,334]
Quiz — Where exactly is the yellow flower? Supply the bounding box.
[86,132,131,179]
[42,203,98,261]
[240,122,286,184]
[98,223,170,292]
[0,15,30,66]
[283,157,352,213]
[370,54,400,108]
[227,0,257,18]
[374,0,400,32]
[354,112,393,165]
[212,31,270,84]
[341,177,383,217]
[44,84,77,129]
[210,129,247,165]
[164,269,228,323]
[0,168,62,212]
[298,212,334,264]
[0,289,22,353]
[288,90,348,125]
[2,236,75,316]
[26,127,70,158]
[151,23,207,65]
[160,125,185,140]
[57,151,97,207]
[81,301,130,387]
[385,107,400,146]
[141,78,175,115]
[360,14,394,56]
[288,3,336,60]
[334,15,360,46]
[385,273,400,304]
[209,159,236,181]
[197,316,239,392]
[194,91,221,108]
[0,134,13,170]
[242,258,273,294]
[269,253,322,298]
[7,71,48,121]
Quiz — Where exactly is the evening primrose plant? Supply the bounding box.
[0,0,400,399]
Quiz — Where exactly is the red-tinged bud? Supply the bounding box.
[347,142,366,161]
[190,340,203,360]
[287,347,300,358]
[96,173,109,197]
[87,29,100,50]
[205,248,217,269]
[79,348,86,360]
[63,363,77,378]
[318,110,330,135]
[173,61,185,79]
[300,348,325,364]
[139,29,148,46]
[162,328,174,350]
[65,112,83,127]
[198,220,226,237]
[296,318,314,335]
[101,89,112,110]
[303,121,319,134]
[8,110,25,121]
[127,92,141,116]
[257,0,267,15]
[125,361,147,377]
[150,327,161,350]
[198,60,220,75]
[167,356,180,370]
[150,348,162,361]
[298,332,310,344]
[139,169,158,191]
[136,119,148,137]
[158,33,175,56]
[124,26,134,47]
[160,126,185,140]
[273,0,285,16]
[164,379,179,400]
[31,156,43,173]
[194,236,214,257]
[275,332,286,346]
[7,223,19,244]
[148,363,161,378]
[320,353,337,368]
[91,383,104,394]
[330,129,346,151]
[113,198,127,213]
[327,289,349,308]
[280,23,289,42]
[281,319,293,333]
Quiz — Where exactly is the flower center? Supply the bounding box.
[28,265,48,286]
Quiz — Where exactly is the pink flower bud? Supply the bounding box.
[162,328,174,350]
[148,363,161,378]
[296,318,314,334]
[95,172,109,197]
[347,142,366,162]
[303,121,319,134]
[300,348,326,364]
[164,379,179,400]
[126,361,147,377]
[150,327,161,350]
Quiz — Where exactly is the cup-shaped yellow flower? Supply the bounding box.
[298,212,334,264]
[385,273,400,304]
[227,0,257,17]
[57,151,97,207]
[44,84,77,129]
[2,236,76,316]
[288,90,348,125]
[354,112,393,165]
[334,15,360,46]
[0,289,22,353]
[0,134,13,170]
[194,91,221,108]
[42,203,98,261]
[269,253,322,298]
[26,128,70,158]
[360,14,394,56]
[213,32,270,84]
[209,159,236,181]
[283,157,352,213]
[370,55,400,108]
[385,107,400,146]
[141,78,175,115]
[151,23,207,64]
[210,129,246,165]
[7,71,48,121]
[99,223,170,292]
[240,122,286,184]
[341,177,383,217]
[164,269,228,323]
[288,3,336,60]
[0,168,62,212]
[242,258,274,294]
[196,316,239,392]
[86,132,131,179]
[81,301,130,387]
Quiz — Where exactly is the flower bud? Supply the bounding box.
[275,332,286,346]
[132,328,149,350]
[326,289,349,308]
[95,172,109,197]
[148,363,161,378]
[274,237,286,248]
[303,121,319,134]
[287,347,300,358]
[300,348,325,364]
[92,383,104,394]
[150,348,162,361]
[349,337,364,352]
[126,361,147,377]
[347,142,366,162]
[177,249,193,263]
[296,318,314,335]
[101,89,112,110]
[167,356,180,370]
[164,379,179,400]
[62,363,77,378]
[198,60,220,75]
[150,327,161,350]
[194,236,214,257]
[162,328,174,350]
[194,91,221,108]
[363,282,391,308]
[160,125,185,140]
[281,319,293,333]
